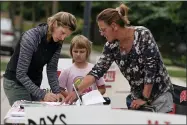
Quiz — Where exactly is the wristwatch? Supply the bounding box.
[141,95,151,105]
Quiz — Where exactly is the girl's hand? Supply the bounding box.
[56,93,65,102]
[64,91,77,104]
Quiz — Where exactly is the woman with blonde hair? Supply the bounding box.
[58,35,106,97]
[65,3,174,113]
[3,12,77,106]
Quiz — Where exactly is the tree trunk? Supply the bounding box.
[52,1,58,14]
[20,1,24,34]
[45,2,51,19]
[83,1,92,39]
[8,1,15,31]
[32,3,36,27]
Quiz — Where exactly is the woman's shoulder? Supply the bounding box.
[133,26,153,41]
[134,26,150,33]
[24,23,47,37]
[104,40,119,51]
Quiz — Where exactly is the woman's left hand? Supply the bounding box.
[56,93,64,102]
[130,99,147,109]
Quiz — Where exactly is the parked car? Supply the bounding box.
[0,18,20,55]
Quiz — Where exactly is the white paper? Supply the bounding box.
[43,90,106,106]
[10,112,25,117]
[43,102,62,106]
[77,90,105,106]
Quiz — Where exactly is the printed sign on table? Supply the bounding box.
[103,71,116,82]
[25,106,186,125]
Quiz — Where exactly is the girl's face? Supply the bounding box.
[52,22,72,42]
[97,20,117,43]
[72,47,87,63]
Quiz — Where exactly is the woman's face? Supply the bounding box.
[72,47,87,63]
[97,20,117,42]
[52,23,72,42]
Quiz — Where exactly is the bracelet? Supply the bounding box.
[60,87,66,92]
[141,95,151,105]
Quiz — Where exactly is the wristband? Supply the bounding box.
[141,95,151,105]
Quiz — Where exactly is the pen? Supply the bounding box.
[72,84,83,105]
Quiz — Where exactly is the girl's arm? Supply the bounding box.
[96,77,106,95]
[78,43,115,94]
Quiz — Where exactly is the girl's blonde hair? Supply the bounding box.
[70,35,92,60]
[47,11,77,42]
[97,3,130,27]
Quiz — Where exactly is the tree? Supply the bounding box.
[8,1,16,31]
[126,1,186,67]
[52,1,58,14]
[19,1,24,34]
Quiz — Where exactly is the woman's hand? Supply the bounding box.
[43,93,58,102]
[130,99,147,109]
[64,91,77,104]
[60,91,69,98]
[56,93,65,102]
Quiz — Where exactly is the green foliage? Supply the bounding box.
[23,22,33,32]
[181,55,186,65]
[92,44,104,53]
[1,61,7,71]
[1,1,186,68]
[163,58,173,66]
[124,1,186,68]
[73,17,84,35]
[126,1,184,24]
[1,2,9,11]
[63,17,84,43]
[91,1,119,19]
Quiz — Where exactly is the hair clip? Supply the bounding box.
[116,7,122,17]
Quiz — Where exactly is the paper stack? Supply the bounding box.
[76,90,106,106]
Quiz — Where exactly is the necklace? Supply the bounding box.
[119,28,135,53]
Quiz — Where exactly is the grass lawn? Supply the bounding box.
[163,58,173,65]
[92,44,104,53]
[1,61,8,71]
[167,70,186,78]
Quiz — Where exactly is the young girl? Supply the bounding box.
[58,35,106,97]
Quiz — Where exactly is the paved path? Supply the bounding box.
[1,78,11,124]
